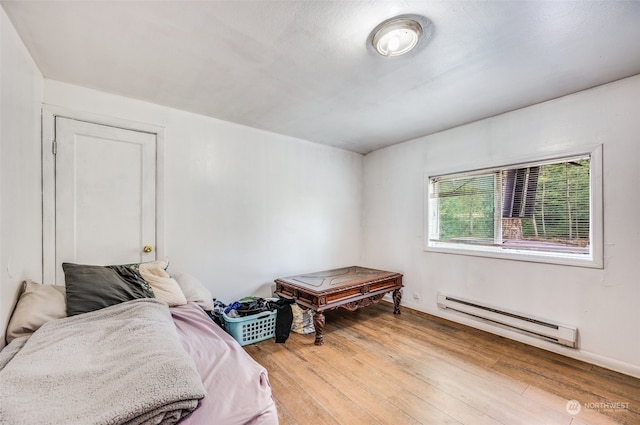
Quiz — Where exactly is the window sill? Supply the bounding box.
[424,241,603,269]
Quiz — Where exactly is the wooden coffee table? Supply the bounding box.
[274,266,403,345]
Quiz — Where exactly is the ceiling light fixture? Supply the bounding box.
[370,16,424,57]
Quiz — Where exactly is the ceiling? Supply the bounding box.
[3,1,640,154]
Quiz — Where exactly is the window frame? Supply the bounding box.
[424,145,603,268]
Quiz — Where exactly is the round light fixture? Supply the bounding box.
[371,17,423,57]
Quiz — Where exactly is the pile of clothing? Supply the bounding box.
[224,297,269,318]
[290,304,315,335]
[221,297,296,343]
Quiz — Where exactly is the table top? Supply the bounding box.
[275,266,401,294]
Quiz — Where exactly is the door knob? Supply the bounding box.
[143,245,153,253]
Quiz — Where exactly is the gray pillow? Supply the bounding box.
[62,263,155,316]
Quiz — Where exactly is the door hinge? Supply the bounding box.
[52,140,57,155]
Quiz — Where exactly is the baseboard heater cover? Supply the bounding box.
[437,293,577,348]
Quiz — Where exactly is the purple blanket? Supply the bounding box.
[170,303,278,425]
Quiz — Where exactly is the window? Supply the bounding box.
[426,146,603,267]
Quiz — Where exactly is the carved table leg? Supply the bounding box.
[393,289,402,314]
[313,311,325,346]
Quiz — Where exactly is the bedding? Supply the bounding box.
[5,280,66,343]
[63,262,155,316]
[0,298,205,425]
[139,257,187,306]
[171,302,278,425]
[172,272,214,311]
[1,263,278,425]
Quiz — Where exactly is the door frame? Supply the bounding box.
[42,105,166,284]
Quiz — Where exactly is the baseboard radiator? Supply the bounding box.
[437,293,577,348]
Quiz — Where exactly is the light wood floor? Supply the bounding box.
[245,302,640,425]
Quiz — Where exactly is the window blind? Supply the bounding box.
[430,155,591,254]
[431,173,496,243]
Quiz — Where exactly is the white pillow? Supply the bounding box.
[172,271,214,311]
[6,280,66,343]
[138,257,187,307]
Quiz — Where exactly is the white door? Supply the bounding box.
[54,117,157,285]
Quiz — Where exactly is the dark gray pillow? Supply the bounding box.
[62,263,155,316]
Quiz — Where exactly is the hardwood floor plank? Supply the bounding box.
[523,386,625,425]
[270,343,383,425]
[306,342,476,425]
[333,321,571,425]
[386,389,464,425]
[340,306,531,394]
[335,309,571,421]
[244,303,640,425]
[303,344,503,425]
[491,357,639,424]
[493,350,640,406]
[590,365,640,390]
[247,345,340,425]
[285,333,425,424]
[273,399,298,425]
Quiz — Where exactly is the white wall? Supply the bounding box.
[363,74,640,377]
[43,80,363,303]
[0,6,44,346]
[3,1,637,377]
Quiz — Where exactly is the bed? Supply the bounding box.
[0,258,278,425]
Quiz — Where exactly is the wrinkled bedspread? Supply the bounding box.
[170,303,278,425]
[0,299,205,425]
